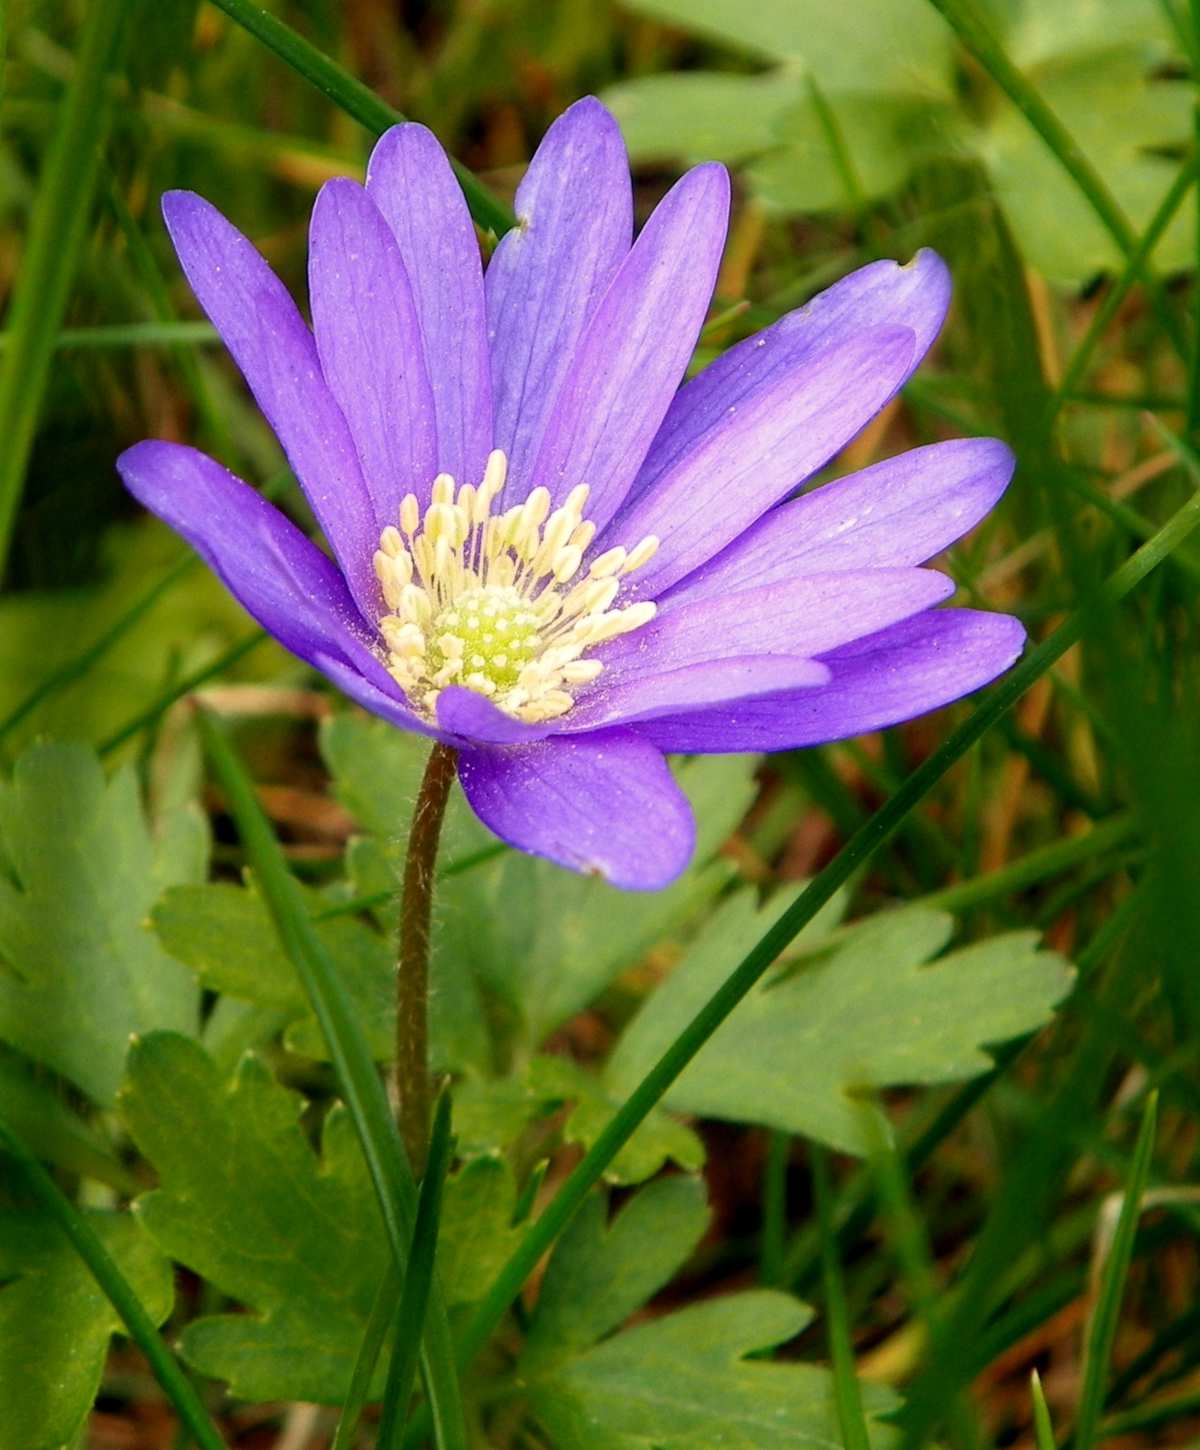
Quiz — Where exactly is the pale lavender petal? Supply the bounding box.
[309,178,437,524]
[435,686,557,745]
[560,655,831,732]
[366,124,492,491]
[602,327,918,596]
[629,248,951,507]
[599,568,954,684]
[457,729,695,889]
[117,440,432,736]
[529,163,730,525]
[665,438,1015,607]
[160,191,381,619]
[486,97,632,502]
[634,610,1026,752]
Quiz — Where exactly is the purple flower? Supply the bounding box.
[118,98,1023,891]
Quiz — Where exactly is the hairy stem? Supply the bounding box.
[397,741,457,1171]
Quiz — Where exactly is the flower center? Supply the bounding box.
[373,450,658,723]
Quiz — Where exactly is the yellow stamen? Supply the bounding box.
[376,448,656,723]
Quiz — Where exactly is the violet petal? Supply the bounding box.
[664,437,1015,607]
[435,686,558,745]
[309,178,438,527]
[457,729,695,889]
[486,97,632,503]
[529,162,730,525]
[117,440,434,735]
[634,609,1026,752]
[161,190,382,618]
[559,654,831,732]
[366,124,492,492]
[600,567,954,684]
[629,248,951,508]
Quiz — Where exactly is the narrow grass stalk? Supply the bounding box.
[925,0,1187,358]
[440,448,1200,1404]
[0,320,220,352]
[380,1092,455,1448]
[206,0,514,237]
[0,1115,228,1450]
[1030,1370,1056,1450]
[195,711,467,1450]
[812,1147,872,1450]
[1072,1092,1159,1450]
[0,0,128,577]
[98,631,268,757]
[1049,158,1197,428]
[397,744,457,1172]
[330,1261,403,1450]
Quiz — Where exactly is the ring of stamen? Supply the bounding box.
[373,449,658,723]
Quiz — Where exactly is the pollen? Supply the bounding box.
[373,449,658,723]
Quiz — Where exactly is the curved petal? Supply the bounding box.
[629,248,951,508]
[529,163,730,525]
[435,686,557,745]
[457,729,695,890]
[560,654,831,732]
[309,178,437,525]
[605,325,917,596]
[633,609,1026,752]
[366,124,492,491]
[117,441,434,737]
[597,568,953,692]
[664,437,1015,608]
[161,191,382,618]
[486,97,632,502]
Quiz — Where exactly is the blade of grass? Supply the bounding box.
[1049,157,1197,429]
[1072,1092,1159,1450]
[424,448,1200,1434]
[760,1130,789,1286]
[330,1261,403,1450]
[0,0,128,578]
[97,630,269,757]
[0,1114,228,1450]
[194,710,466,1450]
[925,0,1187,359]
[1031,1370,1056,1450]
[812,1146,872,1450]
[0,320,219,350]
[380,1091,454,1449]
[205,0,514,237]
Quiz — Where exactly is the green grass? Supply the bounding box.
[3,2,1200,1447]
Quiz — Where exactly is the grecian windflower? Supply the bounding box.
[118,98,1023,890]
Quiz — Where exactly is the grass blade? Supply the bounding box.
[1031,1370,1056,1450]
[812,1147,872,1450]
[434,438,1200,1422]
[925,0,1187,358]
[0,0,128,578]
[330,1261,404,1450]
[195,710,467,1450]
[1072,1092,1159,1450]
[206,0,514,237]
[0,1114,228,1450]
[380,1091,455,1449]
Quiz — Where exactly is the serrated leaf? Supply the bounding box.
[0,1210,173,1450]
[619,0,954,94]
[0,743,201,1104]
[607,897,1074,1154]
[521,1181,898,1448]
[151,876,486,1072]
[602,71,799,164]
[452,1056,704,1188]
[121,1031,389,1404]
[438,755,758,1049]
[980,46,1193,282]
[436,1156,524,1307]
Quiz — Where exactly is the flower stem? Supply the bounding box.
[397,741,457,1172]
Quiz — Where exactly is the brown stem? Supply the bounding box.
[396,740,456,1173]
